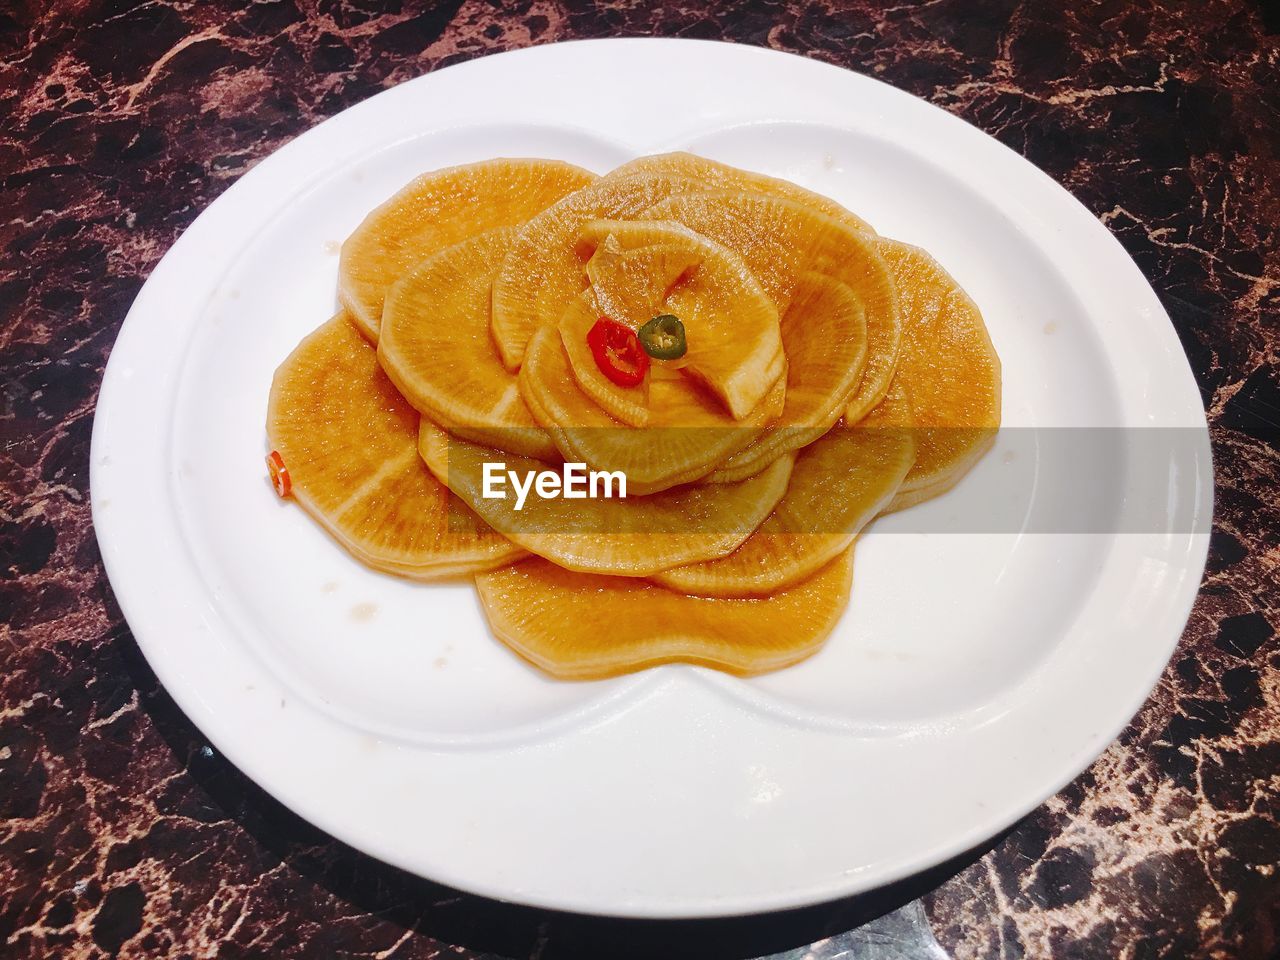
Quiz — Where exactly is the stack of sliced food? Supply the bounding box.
[266,154,1001,679]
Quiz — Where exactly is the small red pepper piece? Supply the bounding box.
[586,316,649,387]
[266,450,292,498]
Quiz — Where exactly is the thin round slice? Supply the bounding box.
[418,419,793,577]
[521,324,787,494]
[475,548,855,680]
[654,384,914,596]
[868,238,1001,511]
[616,152,875,234]
[378,227,557,461]
[267,314,523,578]
[708,271,868,483]
[339,158,595,341]
[491,171,697,370]
[575,219,783,420]
[489,154,876,371]
[641,191,900,420]
[559,290,655,426]
[585,233,702,326]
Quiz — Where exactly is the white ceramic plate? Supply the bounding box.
[92,39,1211,918]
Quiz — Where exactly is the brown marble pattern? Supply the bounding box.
[1,1,1276,957]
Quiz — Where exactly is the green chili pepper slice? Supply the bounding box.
[638,314,687,360]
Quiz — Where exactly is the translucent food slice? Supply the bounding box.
[378,227,557,461]
[641,191,900,421]
[616,152,875,234]
[340,158,595,340]
[575,219,783,420]
[654,384,914,596]
[267,314,523,578]
[489,153,876,371]
[475,548,855,680]
[418,418,793,577]
[558,290,654,427]
[869,238,1001,511]
[708,271,868,483]
[490,171,696,369]
[585,232,702,325]
[520,323,787,494]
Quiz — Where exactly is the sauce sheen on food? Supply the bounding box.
[266,152,1002,680]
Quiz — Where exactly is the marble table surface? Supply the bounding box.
[2,2,1277,957]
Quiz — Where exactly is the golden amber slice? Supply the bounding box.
[616,152,874,234]
[377,227,557,461]
[340,158,595,340]
[869,238,1001,511]
[655,384,914,596]
[489,153,879,371]
[475,548,855,680]
[558,289,655,427]
[641,191,900,421]
[267,314,523,578]
[520,323,786,494]
[573,219,783,420]
[490,171,694,370]
[418,419,793,577]
[708,270,868,482]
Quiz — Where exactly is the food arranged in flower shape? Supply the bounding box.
[267,154,1001,679]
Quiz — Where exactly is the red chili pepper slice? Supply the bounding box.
[266,450,292,498]
[586,317,649,387]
